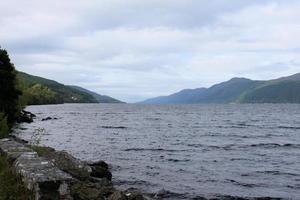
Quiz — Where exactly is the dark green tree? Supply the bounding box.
[0,47,21,126]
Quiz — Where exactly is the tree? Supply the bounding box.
[0,113,9,138]
[0,47,21,126]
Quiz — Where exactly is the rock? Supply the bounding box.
[88,160,112,180]
[92,180,115,197]
[109,191,128,200]
[90,165,112,181]
[88,160,109,169]
[192,197,208,200]
[41,117,58,121]
[126,192,146,200]
[40,150,92,180]
[42,117,52,121]
[70,180,115,200]
[154,189,172,198]
[23,110,36,118]
[89,176,111,184]
[0,138,73,200]
[97,185,115,197]
[17,110,35,123]
[71,182,104,200]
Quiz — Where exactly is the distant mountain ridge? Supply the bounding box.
[140,73,300,104]
[17,71,123,105]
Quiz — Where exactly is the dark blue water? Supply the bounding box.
[15,104,300,199]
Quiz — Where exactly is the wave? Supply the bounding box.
[207,195,284,200]
[167,158,190,162]
[255,170,300,177]
[250,143,300,148]
[100,126,127,129]
[278,126,300,130]
[123,148,188,152]
[226,179,262,188]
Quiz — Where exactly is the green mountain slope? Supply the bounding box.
[197,78,264,103]
[17,71,122,105]
[141,73,300,104]
[70,86,123,103]
[239,81,300,103]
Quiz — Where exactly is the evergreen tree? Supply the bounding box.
[0,47,21,126]
[0,112,9,138]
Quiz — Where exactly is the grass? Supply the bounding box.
[30,145,55,157]
[0,155,34,200]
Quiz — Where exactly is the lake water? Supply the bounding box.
[14,104,300,199]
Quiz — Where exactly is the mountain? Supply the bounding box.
[142,88,207,104]
[70,86,123,103]
[273,72,300,82]
[140,73,300,104]
[239,80,300,103]
[17,71,123,105]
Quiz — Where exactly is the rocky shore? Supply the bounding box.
[0,136,146,200]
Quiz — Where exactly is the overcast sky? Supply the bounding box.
[1,0,300,102]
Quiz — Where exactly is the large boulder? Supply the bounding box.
[70,181,114,200]
[88,160,112,181]
[17,110,35,123]
[88,160,109,169]
[90,165,112,181]
[39,150,92,180]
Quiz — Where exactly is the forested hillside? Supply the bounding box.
[70,86,123,103]
[17,72,97,105]
[239,81,300,103]
[17,72,123,105]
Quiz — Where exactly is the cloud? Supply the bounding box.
[1,0,300,102]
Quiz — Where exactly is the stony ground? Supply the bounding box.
[0,137,147,200]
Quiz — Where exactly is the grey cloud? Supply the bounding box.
[1,0,300,102]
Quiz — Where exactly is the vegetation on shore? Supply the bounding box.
[0,47,22,138]
[0,155,34,200]
[0,48,33,198]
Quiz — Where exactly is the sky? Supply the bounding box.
[1,0,300,102]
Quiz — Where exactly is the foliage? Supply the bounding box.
[0,48,21,126]
[30,128,46,146]
[0,155,34,200]
[23,84,59,105]
[0,113,9,139]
